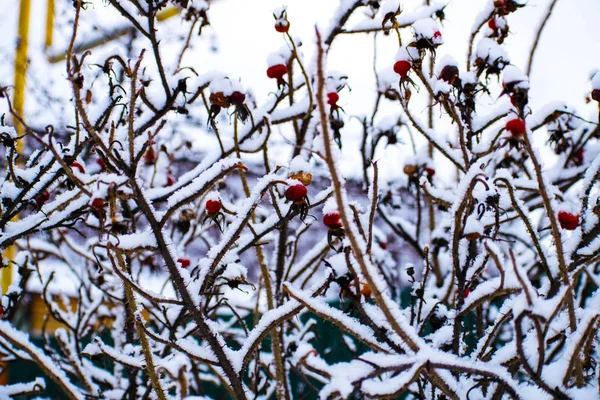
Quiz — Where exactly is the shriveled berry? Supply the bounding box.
[230,91,246,106]
[505,118,526,136]
[558,211,579,230]
[440,65,459,84]
[275,20,290,33]
[592,89,600,103]
[285,183,307,202]
[206,199,222,214]
[424,167,435,176]
[289,171,313,186]
[36,190,50,207]
[144,147,156,164]
[323,212,342,229]
[267,64,288,80]
[327,92,339,107]
[177,258,191,268]
[393,60,411,79]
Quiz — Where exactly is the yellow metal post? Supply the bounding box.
[3,0,32,295]
[45,0,55,49]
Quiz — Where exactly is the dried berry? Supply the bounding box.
[440,65,460,87]
[230,91,246,106]
[592,89,600,103]
[144,146,156,164]
[288,171,312,186]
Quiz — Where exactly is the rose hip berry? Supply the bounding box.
[505,118,526,137]
[592,89,600,103]
[558,211,579,230]
[275,20,289,33]
[206,199,222,214]
[327,92,339,107]
[91,198,105,209]
[440,65,459,86]
[285,183,307,203]
[36,190,50,207]
[323,212,342,229]
[488,18,497,31]
[177,258,191,268]
[144,146,156,164]
[267,64,288,80]
[229,91,246,106]
[393,60,411,79]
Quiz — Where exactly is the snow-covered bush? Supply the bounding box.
[0,0,599,398]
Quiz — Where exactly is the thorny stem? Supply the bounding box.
[521,132,576,331]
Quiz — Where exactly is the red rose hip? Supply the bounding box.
[393,60,411,79]
[267,64,288,80]
[285,183,307,202]
[323,212,342,229]
[206,199,222,214]
[36,190,50,207]
[505,118,526,137]
[558,211,579,230]
[327,92,339,107]
[177,258,191,268]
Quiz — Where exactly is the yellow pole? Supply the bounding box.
[45,0,55,49]
[3,0,32,295]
